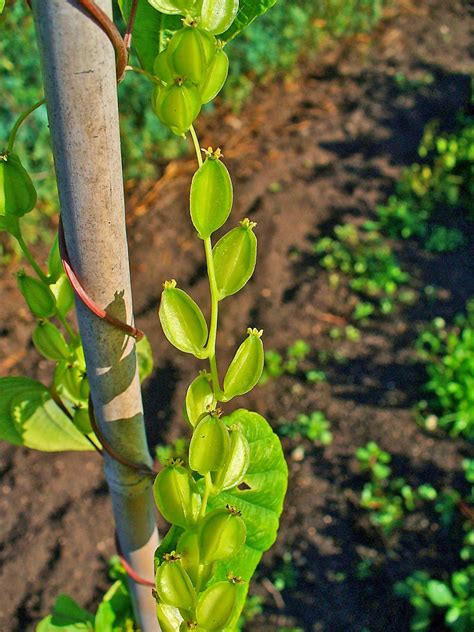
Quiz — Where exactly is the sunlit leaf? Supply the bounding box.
[0,376,95,451]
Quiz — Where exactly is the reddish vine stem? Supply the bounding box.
[76,0,128,81]
[58,217,145,341]
[124,0,139,54]
[88,396,157,478]
[26,0,128,81]
[115,532,156,588]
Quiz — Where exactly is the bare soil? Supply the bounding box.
[1,1,474,630]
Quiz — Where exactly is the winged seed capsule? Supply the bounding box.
[213,218,257,300]
[188,409,230,475]
[198,505,246,564]
[168,25,216,84]
[17,271,56,318]
[222,328,264,401]
[212,423,250,491]
[176,529,201,584]
[72,406,92,434]
[152,79,202,137]
[159,280,208,358]
[153,48,175,85]
[156,603,183,632]
[199,45,229,104]
[195,573,244,630]
[0,153,37,217]
[155,552,196,610]
[149,0,197,14]
[32,320,72,361]
[190,147,233,239]
[185,371,216,427]
[153,459,202,528]
[47,236,63,283]
[198,0,240,35]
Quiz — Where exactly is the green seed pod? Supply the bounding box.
[156,603,183,632]
[198,0,239,34]
[79,375,90,401]
[185,371,216,427]
[177,529,200,585]
[190,148,233,239]
[197,29,218,65]
[72,406,92,434]
[199,45,229,104]
[153,459,202,528]
[32,320,72,361]
[152,79,201,137]
[212,424,250,491]
[196,575,243,631]
[149,0,196,15]
[61,364,83,401]
[213,218,257,300]
[223,328,264,401]
[199,506,246,564]
[0,152,37,217]
[47,236,63,284]
[168,26,215,85]
[159,280,208,358]
[189,411,230,475]
[50,274,75,316]
[156,552,196,610]
[17,271,56,318]
[153,48,175,85]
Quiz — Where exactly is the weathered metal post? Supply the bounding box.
[31,2,159,629]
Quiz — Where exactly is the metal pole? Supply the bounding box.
[31,2,159,630]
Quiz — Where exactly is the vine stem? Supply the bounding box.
[199,472,213,521]
[125,65,161,85]
[123,0,139,54]
[6,98,45,154]
[189,125,223,397]
[204,237,223,395]
[16,231,50,284]
[56,310,79,343]
[190,124,203,168]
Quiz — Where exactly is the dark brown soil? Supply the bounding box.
[1,1,474,630]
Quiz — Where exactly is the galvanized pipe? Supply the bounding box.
[31,2,159,629]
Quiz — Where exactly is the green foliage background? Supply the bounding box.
[0,0,389,211]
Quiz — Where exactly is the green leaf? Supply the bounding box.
[0,377,95,451]
[220,0,278,42]
[0,1,5,15]
[136,334,154,382]
[118,1,182,73]
[94,579,135,631]
[426,579,454,607]
[199,408,288,629]
[36,595,94,631]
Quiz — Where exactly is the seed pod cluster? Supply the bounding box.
[153,411,251,628]
[151,17,230,136]
[152,4,270,627]
[154,504,247,630]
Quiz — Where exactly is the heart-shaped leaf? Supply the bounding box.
[118,1,183,73]
[36,594,94,631]
[199,408,288,628]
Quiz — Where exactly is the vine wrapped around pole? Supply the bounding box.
[30,2,159,630]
